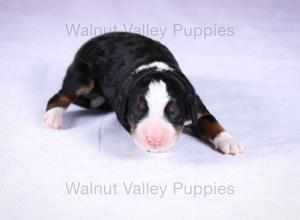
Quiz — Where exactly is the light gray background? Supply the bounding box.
[1,0,299,219]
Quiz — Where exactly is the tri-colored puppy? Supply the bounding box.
[44,32,244,155]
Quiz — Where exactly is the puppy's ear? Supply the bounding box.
[115,87,130,132]
[186,93,200,132]
[168,72,200,130]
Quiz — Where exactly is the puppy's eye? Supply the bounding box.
[166,102,177,114]
[136,99,146,111]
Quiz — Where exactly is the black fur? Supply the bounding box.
[55,32,210,132]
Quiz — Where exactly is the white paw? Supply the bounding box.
[211,131,244,155]
[43,107,65,129]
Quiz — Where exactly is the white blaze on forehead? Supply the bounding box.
[145,80,170,117]
[133,80,179,151]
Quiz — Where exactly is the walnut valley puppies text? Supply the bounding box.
[65,23,235,39]
[65,181,235,198]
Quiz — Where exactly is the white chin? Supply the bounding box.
[145,145,173,153]
[132,138,176,153]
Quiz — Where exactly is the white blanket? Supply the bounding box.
[1,1,299,219]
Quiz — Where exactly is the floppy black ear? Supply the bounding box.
[170,72,206,132]
[115,87,131,132]
[186,93,199,132]
[188,93,210,133]
[169,72,201,130]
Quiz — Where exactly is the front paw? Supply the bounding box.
[43,107,65,129]
[212,131,244,155]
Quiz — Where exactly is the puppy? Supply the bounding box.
[44,32,244,154]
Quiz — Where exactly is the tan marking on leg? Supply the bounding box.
[197,114,244,155]
[75,80,94,96]
[46,79,94,111]
[47,95,74,110]
[197,115,225,142]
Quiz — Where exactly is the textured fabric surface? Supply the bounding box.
[1,0,299,219]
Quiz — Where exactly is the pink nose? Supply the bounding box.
[147,136,162,147]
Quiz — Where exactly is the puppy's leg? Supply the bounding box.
[191,95,244,155]
[196,114,244,155]
[44,67,94,129]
